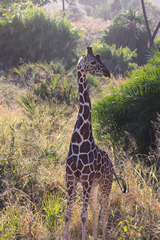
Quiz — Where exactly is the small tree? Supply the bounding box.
[101,8,148,65]
[93,49,160,154]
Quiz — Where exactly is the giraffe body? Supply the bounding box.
[63,47,125,240]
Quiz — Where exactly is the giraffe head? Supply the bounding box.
[77,47,110,78]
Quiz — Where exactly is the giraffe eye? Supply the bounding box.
[91,61,96,65]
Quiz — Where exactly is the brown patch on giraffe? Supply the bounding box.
[84,90,90,103]
[101,165,104,174]
[80,95,84,104]
[67,185,74,196]
[89,172,94,181]
[91,141,95,149]
[79,104,83,114]
[82,181,88,190]
[105,167,110,176]
[72,131,81,143]
[67,144,72,157]
[66,165,73,174]
[94,149,97,159]
[67,155,77,165]
[81,175,88,181]
[80,122,89,140]
[78,71,82,79]
[83,81,86,89]
[80,77,83,83]
[80,141,90,153]
[76,116,83,128]
[67,155,77,172]
[79,154,88,164]
[79,83,83,93]
[97,163,101,171]
[83,165,90,174]
[93,159,97,170]
[83,105,90,120]
[95,172,101,179]
[89,132,93,142]
[73,144,79,154]
[89,151,94,163]
[97,153,101,163]
[68,175,75,181]
[70,161,77,171]
[90,163,94,171]
[78,160,83,170]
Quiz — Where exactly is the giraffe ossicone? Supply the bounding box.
[63,47,128,240]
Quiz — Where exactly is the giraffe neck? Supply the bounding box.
[77,70,91,122]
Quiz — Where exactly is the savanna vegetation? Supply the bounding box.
[0,0,160,239]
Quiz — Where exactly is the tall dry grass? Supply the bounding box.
[0,70,160,239]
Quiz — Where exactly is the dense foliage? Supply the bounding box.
[101,8,149,65]
[0,1,160,239]
[0,4,81,68]
[92,42,137,76]
[14,60,79,106]
[93,49,160,153]
[0,58,160,239]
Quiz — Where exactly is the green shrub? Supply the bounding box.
[101,8,149,65]
[154,36,160,50]
[92,43,137,76]
[13,60,78,105]
[92,48,160,153]
[0,4,82,68]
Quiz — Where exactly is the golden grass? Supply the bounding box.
[0,73,160,240]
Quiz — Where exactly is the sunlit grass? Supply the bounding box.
[0,63,160,239]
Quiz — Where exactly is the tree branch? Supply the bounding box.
[141,0,152,39]
[152,21,160,43]
[65,0,75,6]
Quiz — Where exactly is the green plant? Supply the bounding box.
[92,43,137,76]
[0,4,82,68]
[93,49,160,153]
[17,94,36,119]
[43,193,66,230]
[101,7,149,65]
[154,36,160,50]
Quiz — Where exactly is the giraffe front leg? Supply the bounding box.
[63,177,76,240]
[89,182,101,240]
[81,182,92,240]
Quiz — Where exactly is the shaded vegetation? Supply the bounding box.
[93,49,160,154]
[101,8,149,65]
[0,3,82,69]
[92,42,137,77]
[0,1,160,239]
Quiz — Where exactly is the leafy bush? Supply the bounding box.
[92,43,137,76]
[154,36,160,50]
[0,4,82,68]
[13,60,78,105]
[101,8,149,65]
[93,48,160,153]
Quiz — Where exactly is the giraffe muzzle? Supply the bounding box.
[103,69,110,78]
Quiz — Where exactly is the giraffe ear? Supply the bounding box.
[87,47,94,57]
[95,54,102,63]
